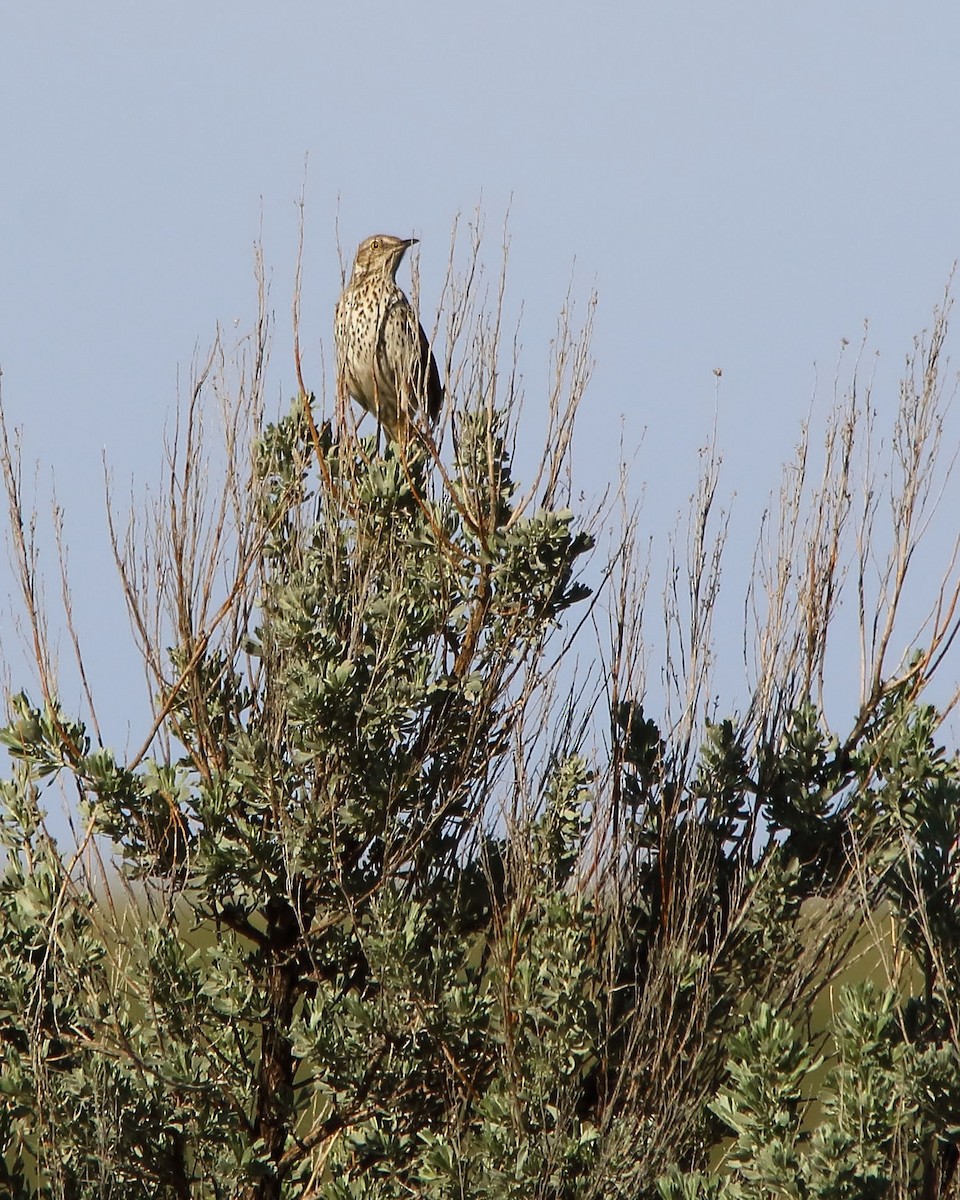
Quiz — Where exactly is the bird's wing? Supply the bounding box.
[417,319,444,423]
[380,300,443,423]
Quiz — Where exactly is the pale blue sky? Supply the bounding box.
[2,3,960,755]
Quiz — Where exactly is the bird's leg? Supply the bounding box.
[371,375,385,454]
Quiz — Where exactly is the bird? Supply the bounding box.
[334,234,444,444]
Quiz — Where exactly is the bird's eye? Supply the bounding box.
[371,238,380,249]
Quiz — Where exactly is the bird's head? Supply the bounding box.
[350,234,417,284]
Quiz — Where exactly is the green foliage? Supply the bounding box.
[0,404,607,1197]
[663,982,960,1200]
[4,319,960,1199]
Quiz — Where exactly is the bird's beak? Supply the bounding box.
[405,238,419,248]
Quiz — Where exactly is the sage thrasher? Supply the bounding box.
[335,234,443,444]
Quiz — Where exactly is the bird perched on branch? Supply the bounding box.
[334,234,443,444]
